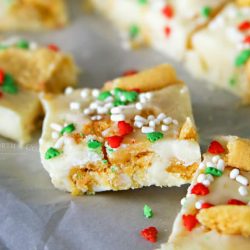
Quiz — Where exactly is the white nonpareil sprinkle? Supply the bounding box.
[90,101,99,109]
[161,125,169,132]
[198,162,206,169]
[135,102,143,110]
[236,175,249,186]
[229,168,240,179]
[238,186,248,196]
[216,159,225,171]
[163,117,172,125]
[157,113,166,121]
[111,114,126,122]
[81,89,90,98]
[54,137,65,149]
[147,115,155,121]
[50,123,63,132]
[202,180,211,187]
[173,119,179,125]
[212,155,220,163]
[134,115,147,123]
[64,87,74,95]
[92,89,100,97]
[206,174,214,182]
[197,174,206,183]
[70,102,81,110]
[149,120,156,128]
[111,107,122,114]
[51,131,59,140]
[206,162,215,168]
[83,108,94,115]
[29,42,38,50]
[134,121,144,128]
[180,197,186,206]
[97,107,108,114]
[91,115,102,121]
[141,126,155,134]
[195,200,204,210]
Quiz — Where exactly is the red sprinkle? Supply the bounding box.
[48,44,60,52]
[227,199,247,206]
[0,69,5,85]
[208,140,225,154]
[122,69,138,77]
[131,88,141,93]
[118,121,133,136]
[201,203,214,209]
[0,91,3,98]
[107,136,123,148]
[162,5,174,19]
[191,183,209,196]
[238,21,250,31]
[244,36,250,44]
[182,214,198,231]
[140,226,158,243]
[164,26,171,37]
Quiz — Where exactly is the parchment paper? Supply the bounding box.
[1,1,250,250]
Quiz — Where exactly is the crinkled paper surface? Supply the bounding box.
[1,1,250,250]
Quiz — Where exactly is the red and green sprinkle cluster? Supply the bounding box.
[0,69,18,97]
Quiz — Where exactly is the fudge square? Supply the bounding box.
[160,136,250,250]
[0,0,68,30]
[40,64,201,195]
[0,37,78,145]
[186,2,250,103]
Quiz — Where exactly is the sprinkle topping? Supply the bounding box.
[45,147,61,160]
[191,183,209,196]
[144,204,153,218]
[208,140,225,154]
[205,167,223,177]
[98,91,112,101]
[106,136,123,149]
[60,124,75,135]
[235,49,250,67]
[118,121,133,136]
[140,226,158,243]
[182,214,198,232]
[146,132,163,143]
[87,139,102,149]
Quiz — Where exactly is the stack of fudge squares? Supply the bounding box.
[89,0,250,102]
[0,0,249,249]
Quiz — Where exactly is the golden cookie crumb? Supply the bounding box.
[179,117,198,140]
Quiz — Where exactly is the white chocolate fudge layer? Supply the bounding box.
[39,65,201,195]
[186,3,250,102]
[0,0,68,30]
[89,0,229,59]
[160,136,250,250]
[0,37,78,145]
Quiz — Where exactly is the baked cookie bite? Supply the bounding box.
[0,37,78,145]
[89,0,229,59]
[0,0,68,30]
[186,2,250,103]
[39,64,201,195]
[160,136,250,250]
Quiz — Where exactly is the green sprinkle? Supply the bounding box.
[16,39,29,49]
[107,147,115,153]
[45,147,61,160]
[146,132,164,143]
[113,99,127,107]
[60,123,75,135]
[138,0,148,5]
[129,25,140,39]
[201,6,212,18]
[111,166,118,172]
[229,76,237,87]
[144,204,153,218]
[102,159,108,164]
[2,74,18,94]
[98,91,112,101]
[205,167,223,177]
[88,139,102,149]
[122,91,138,103]
[235,49,250,67]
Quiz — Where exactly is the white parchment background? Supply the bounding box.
[1,1,250,250]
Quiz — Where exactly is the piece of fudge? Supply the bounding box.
[160,136,250,250]
[0,0,68,30]
[186,2,250,103]
[39,64,201,195]
[89,0,230,59]
[0,37,78,145]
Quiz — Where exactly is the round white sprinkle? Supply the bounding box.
[145,92,152,99]
[173,119,179,125]
[97,107,108,114]
[83,108,94,115]
[161,125,169,132]
[238,186,248,196]
[38,138,43,145]
[111,114,125,122]
[163,117,172,125]
[147,115,155,121]
[236,175,249,186]
[134,121,144,128]
[92,89,100,97]
[64,87,74,95]
[70,102,81,110]
[139,97,147,103]
[206,162,215,168]
[212,155,220,163]
[134,115,147,123]
[195,200,203,210]
[54,137,64,149]
[149,120,156,128]
[180,198,186,206]
[90,102,99,110]
[229,168,240,179]
[206,174,214,182]
[217,159,225,171]
[51,131,59,140]
[104,102,113,109]
[50,123,63,132]
[141,126,155,134]
[120,95,126,102]
[135,102,143,110]
[198,162,206,169]
[157,113,166,121]
[81,89,90,98]
[29,42,38,50]
[197,174,206,183]
[91,115,102,121]
[202,180,211,187]
[111,107,122,114]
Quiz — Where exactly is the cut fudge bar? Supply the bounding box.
[186,3,250,103]
[0,0,67,30]
[160,136,250,250]
[39,65,201,195]
[0,37,78,145]
[89,0,230,59]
